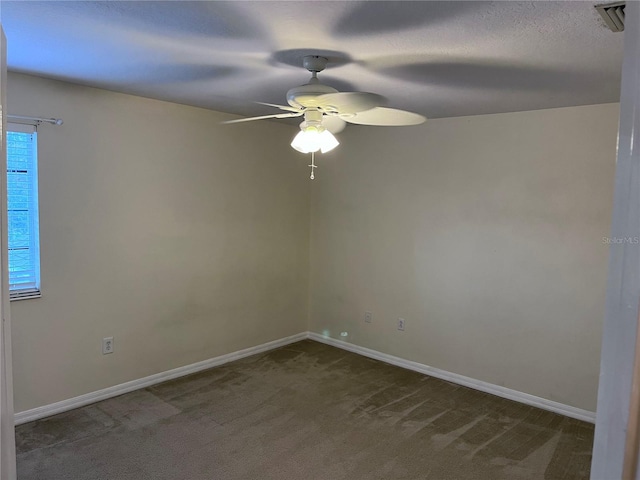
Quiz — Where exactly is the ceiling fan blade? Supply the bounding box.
[342,107,426,126]
[222,112,303,124]
[255,101,301,113]
[322,115,347,134]
[316,92,387,114]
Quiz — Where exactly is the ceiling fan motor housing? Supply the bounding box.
[287,78,338,109]
[287,55,338,109]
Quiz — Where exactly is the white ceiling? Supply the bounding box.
[0,1,624,120]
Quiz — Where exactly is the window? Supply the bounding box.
[7,123,41,299]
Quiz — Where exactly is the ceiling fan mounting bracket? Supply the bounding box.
[303,55,328,73]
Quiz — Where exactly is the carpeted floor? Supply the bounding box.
[16,340,594,479]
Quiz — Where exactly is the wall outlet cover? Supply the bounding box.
[102,337,114,355]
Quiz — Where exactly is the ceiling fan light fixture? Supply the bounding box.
[291,125,339,154]
[225,53,425,178]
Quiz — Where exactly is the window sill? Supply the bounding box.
[10,291,41,301]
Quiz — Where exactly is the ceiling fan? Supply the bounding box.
[224,55,426,179]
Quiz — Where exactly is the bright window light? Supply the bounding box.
[7,124,41,300]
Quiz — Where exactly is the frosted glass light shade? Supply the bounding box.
[318,130,339,153]
[291,128,339,154]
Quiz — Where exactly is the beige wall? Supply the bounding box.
[7,72,617,415]
[7,73,310,412]
[309,104,618,412]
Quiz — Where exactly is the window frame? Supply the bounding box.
[6,122,41,301]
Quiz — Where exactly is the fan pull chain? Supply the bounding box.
[308,151,317,180]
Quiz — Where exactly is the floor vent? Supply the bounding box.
[595,1,625,32]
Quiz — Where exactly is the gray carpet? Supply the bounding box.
[16,340,593,479]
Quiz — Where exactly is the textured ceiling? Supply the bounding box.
[0,1,624,120]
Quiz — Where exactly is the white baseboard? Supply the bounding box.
[307,332,597,424]
[14,332,308,425]
[15,330,596,425]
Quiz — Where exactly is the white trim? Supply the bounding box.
[14,332,307,425]
[14,331,597,426]
[307,332,596,424]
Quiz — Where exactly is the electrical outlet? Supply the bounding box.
[364,311,373,323]
[397,318,405,331]
[102,337,114,355]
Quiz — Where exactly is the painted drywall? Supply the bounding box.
[7,73,310,412]
[6,71,618,416]
[309,103,618,412]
